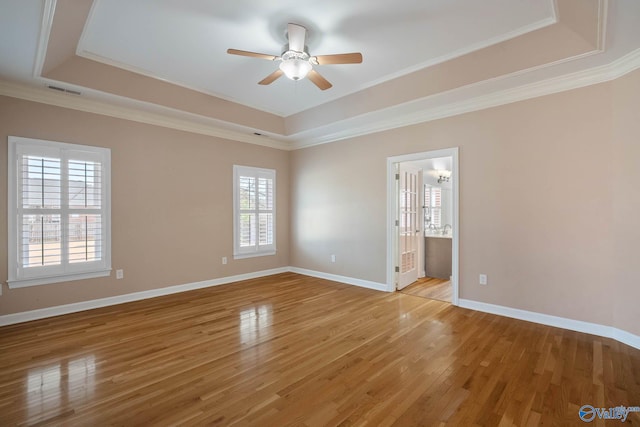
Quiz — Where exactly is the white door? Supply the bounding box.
[398,164,421,290]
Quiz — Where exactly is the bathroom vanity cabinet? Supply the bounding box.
[424,236,452,279]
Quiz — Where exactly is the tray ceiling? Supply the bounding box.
[0,0,639,149]
[76,0,556,116]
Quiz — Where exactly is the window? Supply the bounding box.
[8,136,111,288]
[424,185,442,229]
[233,165,276,258]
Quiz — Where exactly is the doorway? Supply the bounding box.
[386,148,459,305]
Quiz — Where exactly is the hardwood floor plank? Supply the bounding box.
[400,277,452,302]
[1,272,639,426]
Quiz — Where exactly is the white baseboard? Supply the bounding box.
[0,267,289,327]
[2,269,638,351]
[458,299,640,350]
[610,328,640,351]
[288,267,389,292]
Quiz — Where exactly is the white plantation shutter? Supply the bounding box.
[424,185,442,229]
[67,158,104,264]
[234,165,276,258]
[21,154,62,268]
[257,176,274,246]
[432,187,442,228]
[8,137,111,288]
[424,186,430,210]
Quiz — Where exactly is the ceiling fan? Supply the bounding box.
[227,23,363,90]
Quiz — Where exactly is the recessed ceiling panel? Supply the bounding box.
[77,0,555,116]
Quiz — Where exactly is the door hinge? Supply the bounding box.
[395,266,400,273]
[395,173,400,180]
[395,219,399,226]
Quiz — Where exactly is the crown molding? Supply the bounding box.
[605,47,640,79]
[2,47,639,152]
[32,0,56,78]
[290,47,640,150]
[0,80,292,150]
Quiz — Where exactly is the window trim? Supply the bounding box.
[7,136,112,288]
[233,165,276,259]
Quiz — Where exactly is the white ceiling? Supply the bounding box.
[3,0,554,117]
[77,0,555,116]
[0,1,44,83]
[0,0,639,148]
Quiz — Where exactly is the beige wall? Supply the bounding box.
[612,71,640,336]
[290,72,640,332]
[0,96,289,315]
[1,70,638,337]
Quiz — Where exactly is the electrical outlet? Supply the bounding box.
[331,254,336,263]
[116,269,124,280]
[479,274,487,285]
[222,257,228,265]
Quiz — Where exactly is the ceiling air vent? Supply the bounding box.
[47,85,81,95]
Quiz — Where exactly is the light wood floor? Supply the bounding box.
[1,273,639,426]
[401,277,452,302]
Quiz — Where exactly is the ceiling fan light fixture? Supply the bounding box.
[279,50,312,81]
[279,59,312,80]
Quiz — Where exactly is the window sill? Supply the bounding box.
[233,251,276,260]
[7,269,112,289]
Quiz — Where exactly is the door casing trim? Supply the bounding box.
[386,148,459,305]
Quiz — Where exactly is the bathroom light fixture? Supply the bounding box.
[437,170,451,183]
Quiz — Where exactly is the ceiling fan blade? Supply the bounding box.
[287,23,306,52]
[307,69,332,90]
[258,69,284,85]
[313,52,363,65]
[227,49,277,61]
